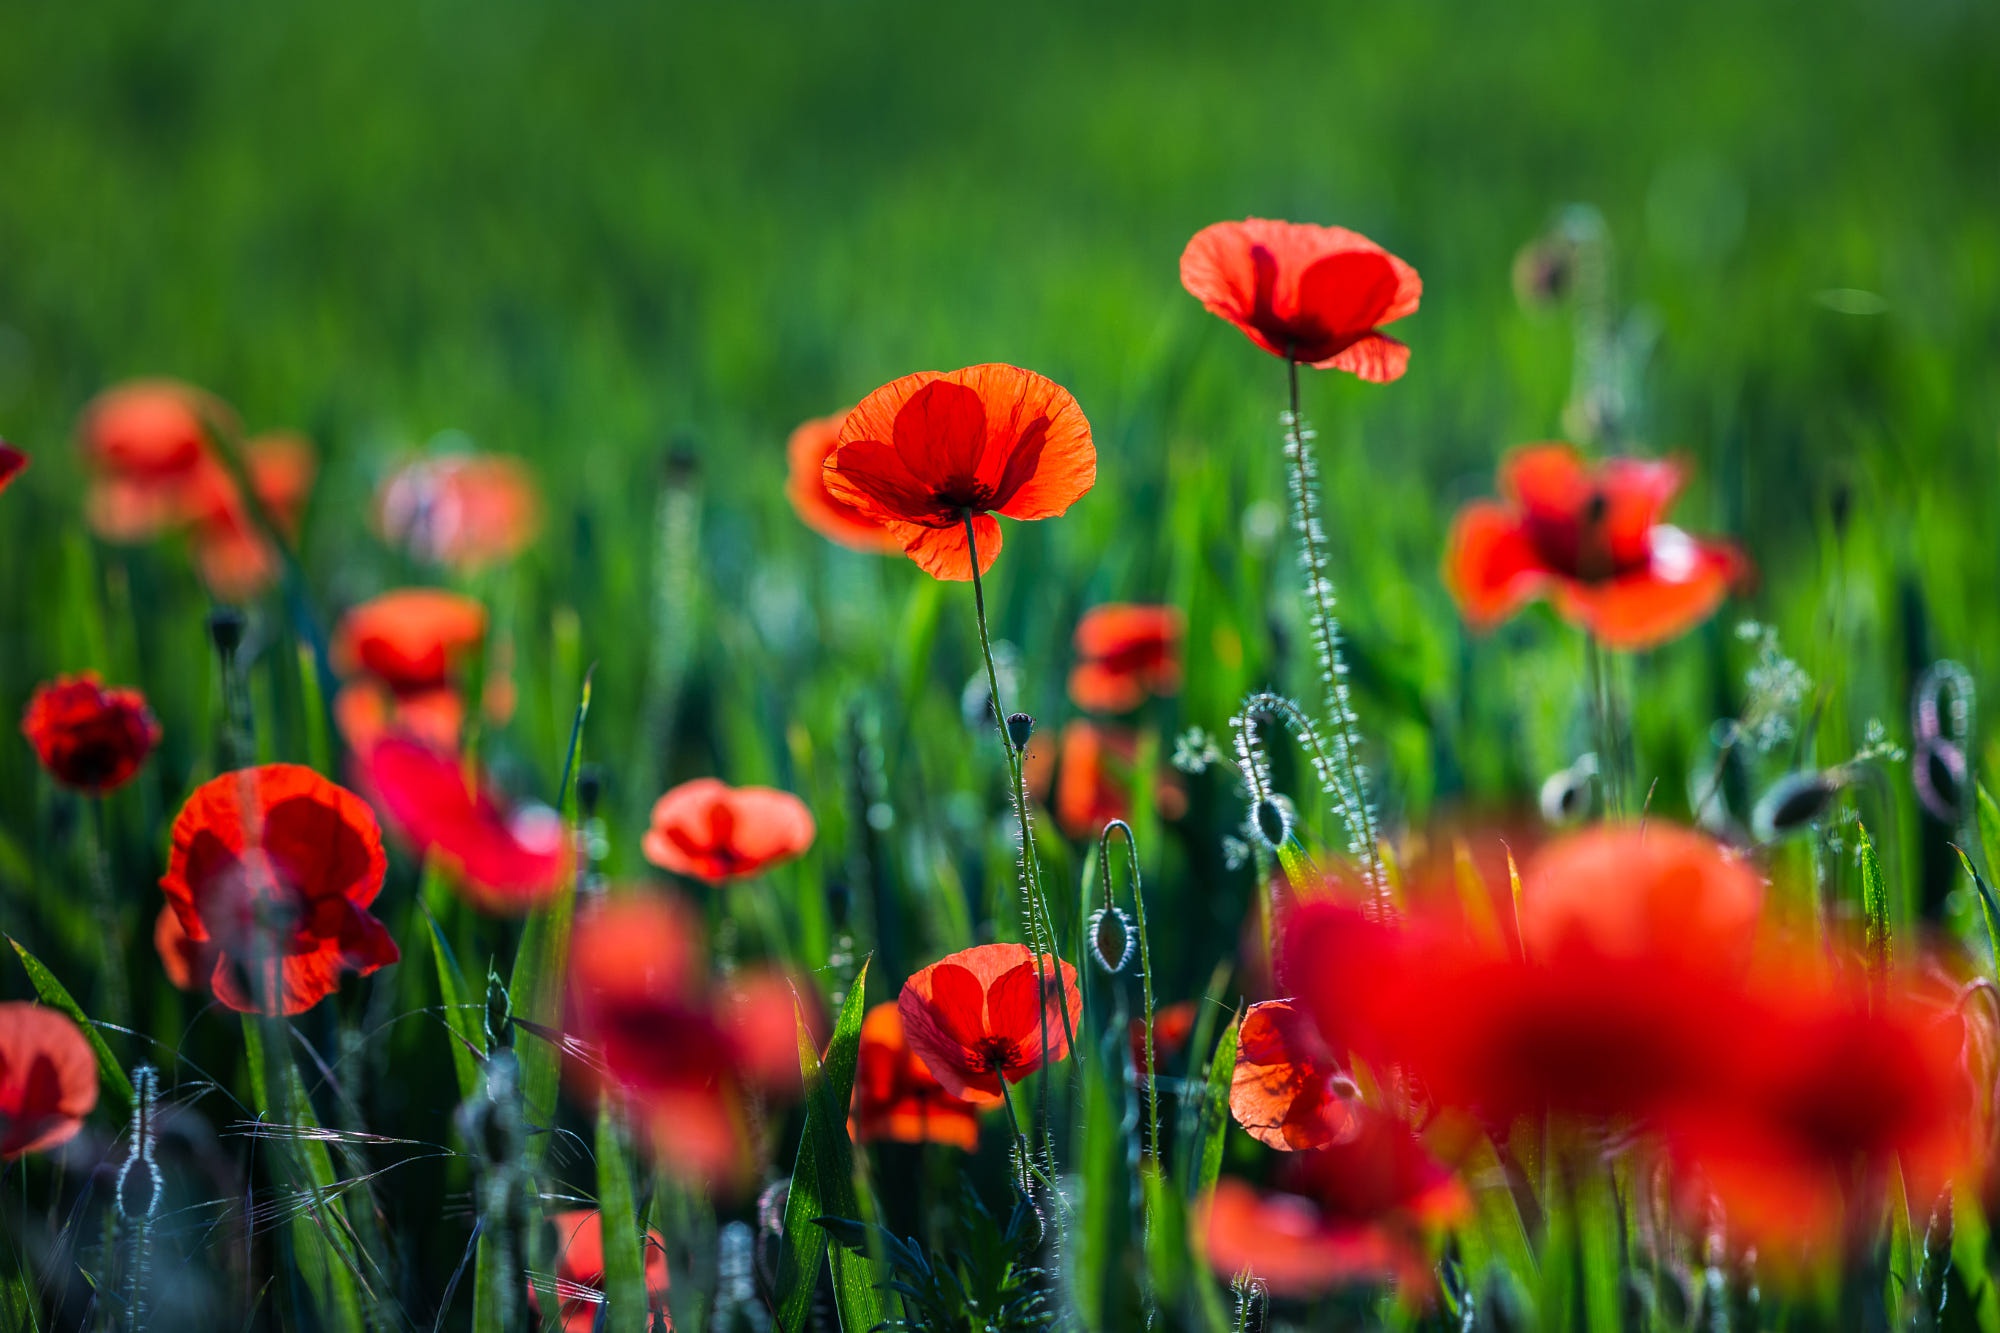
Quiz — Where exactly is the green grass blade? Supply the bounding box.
[777,956,874,1333]
[7,934,133,1117]
[1979,785,2000,883]
[421,862,485,1102]
[1954,844,2000,976]
[1859,823,1892,981]
[1194,1008,1240,1197]
[596,1104,649,1333]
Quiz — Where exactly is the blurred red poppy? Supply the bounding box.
[898,943,1082,1102]
[566,894,802,1184]
[1130,999,1199,1075]
[1049,721,1187,839]
[21,673,162,793]
[376,453,541,573]
[529,1209,672,1333]
[159,765,398,1015]
[1517,823,1763,971]
[1230,999,1357,1152]
[332,589,489,751]
[642,778,814,884]
[786,411,903,553]
[0,1003,100,1160]
[1199,1110,1466,1297]
[1180,219,1421,380]
[822,364,1095,580]
[851,1001,994,1152]
[155,903,220,993]
[1069,604,1184,713]
[1445,444,1747,650]
[361,737,571,914]
[0,443,26,494]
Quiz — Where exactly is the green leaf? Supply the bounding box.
[1195,1008,1240,1198]
[421,864,485,1103]
[1573,1163,1622,1333]
[1979,785,2000,885]
[776,960,875,1333]
[596,1104,649,1333]
[1859,823,1892,981]
[7,935,132,1117]
[1951,845,2000,976]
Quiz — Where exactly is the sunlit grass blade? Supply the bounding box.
[420,862,485,1103]
[595,1104,648,1333]
[1859,823,1892,982]
[7,933,133,1117]
[1193,1008,1240,1198]
[777,955,874,1333]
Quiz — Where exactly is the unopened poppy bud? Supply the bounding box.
[1088,906,1135,973]
[206,607,246,659]
[1006,712,1035,750]
[575,763,606,819]
[1539,755,1598,826]
[1253,797,1290,849]
[1751,770,1842,842]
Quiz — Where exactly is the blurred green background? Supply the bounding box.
[1,0,1997,1319]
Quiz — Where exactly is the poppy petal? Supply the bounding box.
[1315,332,1411,382]
[787,412,904,552]
[0,443,26,494]
[1295,251,1405,346]
[1552,534,1744,649]
[899,515,1000,581]
[961,365,1094,521]
[1230,999,1357,1152]
[1443,501,1551,628]
[893,378,990,488]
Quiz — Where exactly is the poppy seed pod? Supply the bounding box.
[1538,754,1598,826]
[1253,797,1291,849]
[1750,770,1843,842]
[1088,906,1135,974]
[1006,711,1035,750]
[206,607,246,658]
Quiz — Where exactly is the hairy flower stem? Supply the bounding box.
[1283,358,1385,903]
[1099,821,1159,1163]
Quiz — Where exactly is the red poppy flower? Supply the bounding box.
[1198,1110,1466,1297]
[0,1003,100,1160]
[159,765,398,1016]
[822,364,1095,580]
[566,895,802,1184]
[1180,219,1421,379]
[1230,999,1357,1152]
[376,453,541,573]
[21,673,162,794]
[642,778,815,884]
[529,1210,672,1333]
[1047,721,1188,839]
[331,590,488,750]
[0,443,26,494]
[155,903,220,992]
[1517,824,1763,971]
[1068,604,1184,713]
[1444,444,1748,650]
[361,737,571,914]
[1130,999,1199,1075]
[786,411,903,553]
[78,380,237,542]
[851,1002,994,1152]
[898,943,1082,1102]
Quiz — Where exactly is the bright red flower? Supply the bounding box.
[0,443,26,494]
[376,453,541,573]
[21,673,162,793]
[78,379,225,489]
[159,765,398,1016]
[154,903,219,992]
[332,590,489,751]
[1130,999,1199,1075]
[0,1004,99,1160]
[1048,721,1187,839]
[786,411,903,553]
[898,943,1082,1102]
[361,737,571,914]
[642,778,815,884]
[529,1210,672,1333]
[1445,443,1748,650]
[1180,219,1422,380]
[822,364,1095,580]
[1198,1110,1467,1297]
[1069,604,1184,713]
[1517,824,1763,971]
[851,1002,994,1152]
[566,895,802,1184]
[1230,999,1357,1152]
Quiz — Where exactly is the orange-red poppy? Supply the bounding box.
[1517,824,1763,971]
[1180,219,1422,380]
[21,673,162,794]
[0,1003,100,1160]
[1130,999,1199,1075]
[566,894,802,1184]
[155,903,220,993]
[529,1210,672,1333]
[159,765,398,1015]
[361,737,571,914]
[1048,721,1187,839]
[1445,444,1748,650]
[851,1001,994,1152]
[1069,604,1184,713]
[331,589,488,751]
[786,411,902,553]
[1198,1111,1467,1297]
[822,364,1095,580]
[376,453,541,573]
[1230,999,1357,1152]
[642,778,815,884]
[0,443,25,494]
[898,943,1082,1102]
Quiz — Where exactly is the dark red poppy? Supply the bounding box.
[1180,219,1421,379]
[0,1003,100,1160]
[898,943,1082,1102]
[642,778,815,884]
[786,411,903,553]
[1047,721,1187,839]
[1129,999,1199,1075]
[1445,444,1748,650]
[361,737,571,914]
[1199,1110,1466,1297]
[566,895,802,1184]
[0,443,26,494]
[159,765,398,1016]
[155,903,220,993]
[1068,604,1184,713]
[376,452,541,573]
[21,673,162,794]
[1230,999,1357,1152]
[851,1001,994,1152]
[822,364,1095,580]
[529,1209,672,1333]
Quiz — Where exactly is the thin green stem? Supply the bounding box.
[1585,633,1623,818]
[1099,821,1158,1164]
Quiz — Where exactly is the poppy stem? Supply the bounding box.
[1281,358,1385,905]
[997,1076,1035,1200]
[1585,633,1624,818]
[1099,820,1159,1165]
